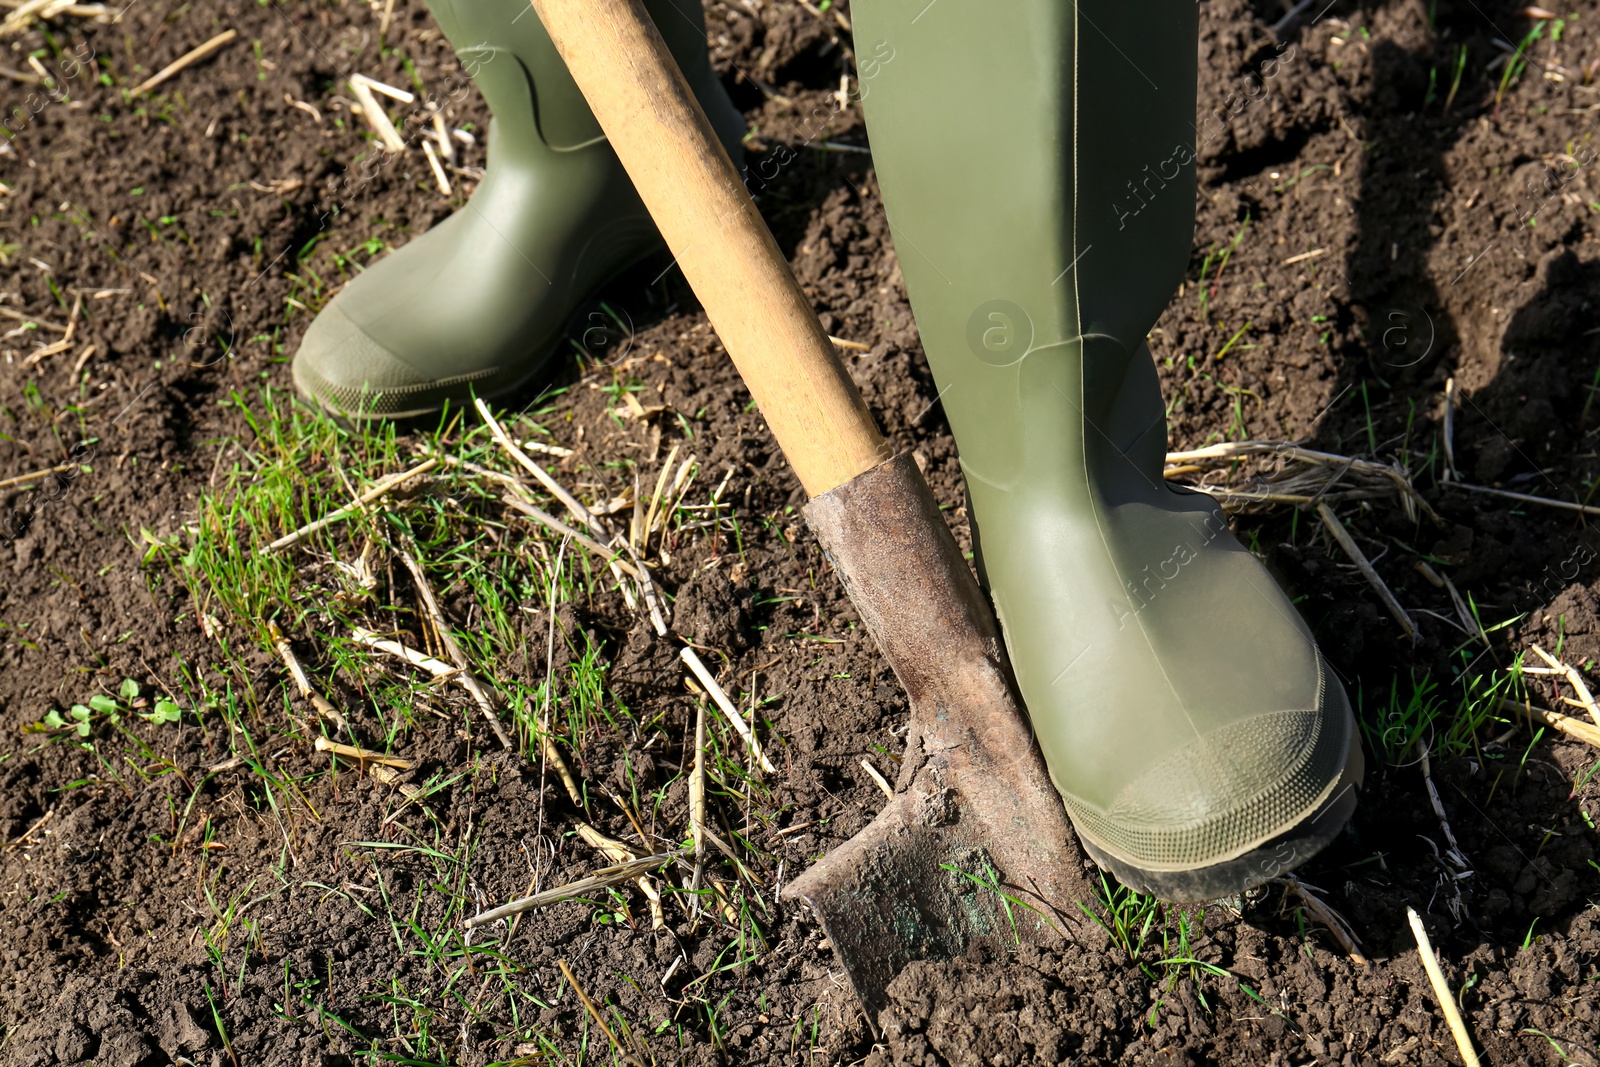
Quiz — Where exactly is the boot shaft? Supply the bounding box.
[852,0,1197,491]
[428,0,734,152]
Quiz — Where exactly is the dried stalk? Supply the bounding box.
[690,698,708,863]
[351,625,458,679]
[501,494,640,577]
[0,307,68,331]
[1441,572,1485,646]
[22,291,81,364]
[394,539,514,750]
[462,851,684,927]
[268,621,347,730]
[1276,875,1368,966]
[1164,439,1437,522]
[261,458,435,555]
[0,463,77,491]
[558,959,645,1067]
[430,110,454,163]
[269,621,313,697]
[1316,503,1416,641]
[313,736,409,770]
[540,735,585,809]
[538,729,584,810]
[357,75,414,103]
[1444,480,1600,520]
[642,444,678,549]
[478,401,659,626]
[1530,644,1600,727]
[1443,378,1458,480]
[534,540,584,811]
[577,822,664,929]
[626,542,670,636]
[683,695,708,919]
[309,694,348,731]
[518,437,574,458]
[422,140,452,195]
[1406,907,1481,1067]
[131,28,237,95]
[347,73,407,152]
[861,758,895,799]
[681,646,775,772]
[0,0,111,31]
[1499,696,1600,748]
[1,0,77,37]
[1416,739,1469,870]
[476,398,606,537]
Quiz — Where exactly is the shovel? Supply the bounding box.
[528,0,1100,1022]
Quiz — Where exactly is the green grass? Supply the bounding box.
[1077,871,1161,962]
[1495,22,1547,111]
[1443,43,1469,112]
[1359,674,1446,764]
[1193,215,1252,324]
[1357,661,1526,766]
[1074,875,1260,1028]
[941,859,1063,944]
[122,386,786,1059]
[1211,321,1252,363]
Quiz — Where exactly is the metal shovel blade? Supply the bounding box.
[781,454,1099,1025]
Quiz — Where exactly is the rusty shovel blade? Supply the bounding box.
[781,454,1099,1026]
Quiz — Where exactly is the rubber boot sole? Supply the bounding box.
[1076,682,1366,903]
[292,354,531,423]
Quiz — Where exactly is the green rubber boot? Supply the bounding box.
[853,0,1362,900]
[292,0,745,419]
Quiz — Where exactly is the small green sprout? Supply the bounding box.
[143,699,183,725]
[40,707,93,737]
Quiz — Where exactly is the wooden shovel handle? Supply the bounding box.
[529,0,887,497]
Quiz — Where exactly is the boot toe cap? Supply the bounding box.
[1059,674,1357,874]
[293,301,501,419]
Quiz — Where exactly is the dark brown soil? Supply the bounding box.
[2,0,1599,1065]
